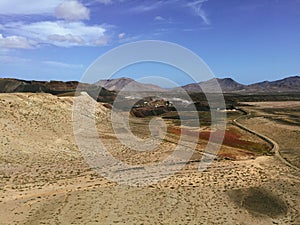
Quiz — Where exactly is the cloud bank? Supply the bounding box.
[1,21,108,48]
[0,0,108,48]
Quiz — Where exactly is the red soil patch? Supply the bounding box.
[167,127,270,153]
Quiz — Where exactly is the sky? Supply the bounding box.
[0,0,299,85]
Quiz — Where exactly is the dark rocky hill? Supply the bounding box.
[0,78,116,103]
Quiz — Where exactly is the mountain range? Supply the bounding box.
[0,76,299,95]
[96,76,300,93]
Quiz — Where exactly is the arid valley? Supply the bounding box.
[0,81,299,224]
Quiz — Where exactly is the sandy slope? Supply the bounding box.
[0,93,299,225]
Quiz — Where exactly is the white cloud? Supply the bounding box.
[96,0,114,4]
[95,0,127,5]
[130,1,164,13]
[118,34,141,43]
[48,34,85,45]
[0,34,34,49]
[55,1,90,21]
[118,33,126,39]
[187,0,210,25]
[1,21,108,47]
[154,16,165,21]
[43,60,83,69]
[0,0,64,15]
[93,36,110,46]
[0,55,30,64]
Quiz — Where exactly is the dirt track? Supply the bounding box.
[233,110,300,171]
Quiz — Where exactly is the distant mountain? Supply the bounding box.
[177,76,300,93]
[214,78,246,92]
[95,77,166,92]
[176,78,246,93]
[245,76,300,92]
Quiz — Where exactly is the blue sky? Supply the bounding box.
[0,0,299,85]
